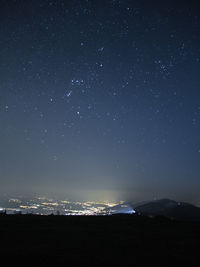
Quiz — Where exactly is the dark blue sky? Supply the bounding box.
[1,0,200,204]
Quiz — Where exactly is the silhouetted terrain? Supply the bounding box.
[0,214,200,266]
[104,198,200,221]
[133,199,200,221]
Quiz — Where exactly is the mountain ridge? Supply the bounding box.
[131,198,200,221]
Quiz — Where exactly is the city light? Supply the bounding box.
[0,196,124,216]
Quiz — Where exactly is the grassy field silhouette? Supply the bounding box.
[0,214,200,266]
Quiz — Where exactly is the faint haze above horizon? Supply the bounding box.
[0,1,200,205]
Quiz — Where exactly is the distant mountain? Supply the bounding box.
[132,198,200,221]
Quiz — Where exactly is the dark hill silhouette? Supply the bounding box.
[0,214,200,266]
[132,199,200,221]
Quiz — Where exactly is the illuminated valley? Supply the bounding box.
[0,196,124,215]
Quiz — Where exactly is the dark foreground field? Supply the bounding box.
[0,214,200,266]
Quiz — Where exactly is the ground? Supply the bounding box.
[0,214,200,266]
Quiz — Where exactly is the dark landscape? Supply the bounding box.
[1,213,200,266]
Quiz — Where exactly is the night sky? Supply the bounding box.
[1,1,200,204]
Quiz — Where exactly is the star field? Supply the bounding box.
[0,1,200,203]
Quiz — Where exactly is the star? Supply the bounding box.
[66,90,72,97]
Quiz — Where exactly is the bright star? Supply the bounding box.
[66,90,72,97]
